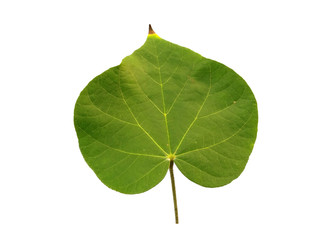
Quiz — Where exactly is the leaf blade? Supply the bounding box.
[74,30,258,193]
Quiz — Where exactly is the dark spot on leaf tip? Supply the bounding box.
[149,24,155,34]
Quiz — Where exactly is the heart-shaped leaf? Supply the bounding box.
[74,25,258,223]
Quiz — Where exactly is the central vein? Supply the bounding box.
[161,84,172,153]
[153,39,172,154]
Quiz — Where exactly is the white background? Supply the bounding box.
[1,0,319,239]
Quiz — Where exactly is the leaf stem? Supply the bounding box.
[169,159,179,224]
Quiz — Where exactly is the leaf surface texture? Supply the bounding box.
[74,33,258,193]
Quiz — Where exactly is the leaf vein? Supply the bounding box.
[135,51,160,71]
[198,87,246,119]
[166,76,190,115]
[85,90,137,126]
[177,158,236,179]
[77,125,164,158]
[127,70,164,114]
[119,70,168,155]
[162,52,185,85]
[176,110,254,156]
[152,37,172,153]
[173,64,213,154]
[122,160,168,189]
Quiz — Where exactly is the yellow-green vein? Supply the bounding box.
[77,125,165,158]
[152,37,172,153]
[173,64,212,155]
[176,110,254,157]
[118,71,168,156]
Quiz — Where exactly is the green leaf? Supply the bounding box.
[74,26,258,196]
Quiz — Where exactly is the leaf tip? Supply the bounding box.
[148,24,160,38]
[148,24,155,34]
